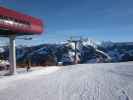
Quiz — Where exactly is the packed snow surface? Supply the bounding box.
[0,62,133,100]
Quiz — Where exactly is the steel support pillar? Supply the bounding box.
[9,35,16,75]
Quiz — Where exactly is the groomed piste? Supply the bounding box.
[0,62,133,100]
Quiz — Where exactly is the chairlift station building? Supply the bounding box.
[0,6,43,75]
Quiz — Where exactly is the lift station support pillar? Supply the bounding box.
[9,35,16,75]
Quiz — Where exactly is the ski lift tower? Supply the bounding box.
[68,36,87,64]
[0,6,43,75]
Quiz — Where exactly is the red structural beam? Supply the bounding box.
[0,6,43,36]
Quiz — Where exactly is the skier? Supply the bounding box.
[26,59,31,72]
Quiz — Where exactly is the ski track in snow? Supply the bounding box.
[0,62,133,100]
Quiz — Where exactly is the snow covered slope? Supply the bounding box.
[0,62,133,100]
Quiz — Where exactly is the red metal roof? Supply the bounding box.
[0,6,43,36]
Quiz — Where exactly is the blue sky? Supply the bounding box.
[0,0,133,45]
